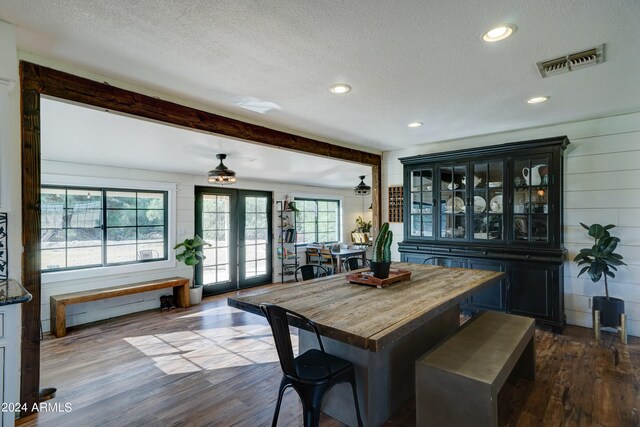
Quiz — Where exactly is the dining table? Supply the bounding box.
[331,247,367,272]
[228,262,504,426]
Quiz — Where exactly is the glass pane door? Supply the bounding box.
[409,168,434,238]
[240,193,272,287]
[200,192,235,293]
[439,164,467,240]
[471,160,504,241]
[196,187,272,295]
[513,156,550,242]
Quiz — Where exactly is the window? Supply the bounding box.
[295,198,340,244]
[41,186,168,272]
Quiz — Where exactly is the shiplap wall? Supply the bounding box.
[39,160,370,332]
[0,21,20,280]
[382,112,640,337]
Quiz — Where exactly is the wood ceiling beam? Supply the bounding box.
[20,61,381,167]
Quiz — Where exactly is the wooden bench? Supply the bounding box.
[415,311,535,427]
[50,277,190,338]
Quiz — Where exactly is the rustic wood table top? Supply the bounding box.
[228,262,504,352]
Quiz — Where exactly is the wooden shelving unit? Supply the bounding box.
[388,186,403,223]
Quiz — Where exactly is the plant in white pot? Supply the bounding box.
[175,235,211,305]
[573,223,627,332]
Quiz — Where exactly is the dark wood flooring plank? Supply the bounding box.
[17,289,639,427]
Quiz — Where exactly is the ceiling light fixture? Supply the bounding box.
[354,175,371,196]
[408,122,423,128]
[207,154,237,185]
[329,84,352,94]
[482,25,516,42]
[526,96,549,104]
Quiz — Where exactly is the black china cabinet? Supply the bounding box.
[398,136,569,331]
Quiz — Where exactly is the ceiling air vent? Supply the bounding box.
[537,44,604,78]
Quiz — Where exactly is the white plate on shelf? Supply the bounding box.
[444,182,459,190]
[473,196,486,213]
[488,181,502,188]
[445,196,465,213]
[489,195,503,213]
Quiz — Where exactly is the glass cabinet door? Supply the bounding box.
[471,160,504,241]
[439,164,467,240]
[409,168,434,238]
[513,156,550,242]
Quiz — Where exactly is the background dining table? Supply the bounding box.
[331,247,367,272]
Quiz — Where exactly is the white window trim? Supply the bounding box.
[293,193,343,244]
[41,174,177,284]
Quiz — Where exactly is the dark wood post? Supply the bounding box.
[20,88,42,415]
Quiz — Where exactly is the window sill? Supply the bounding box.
[42,259,177,284]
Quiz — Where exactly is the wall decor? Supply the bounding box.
[0,212,7,280]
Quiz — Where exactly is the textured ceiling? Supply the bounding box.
[40,98,372,189]
[1,0,640,152]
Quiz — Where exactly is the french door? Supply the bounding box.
[195,187,272,295]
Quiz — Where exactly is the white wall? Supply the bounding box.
[40,160,366,331]
[382,112,640,337]
[0,20,20,280]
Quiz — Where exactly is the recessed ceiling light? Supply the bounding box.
[526,96,549,104]
[329,84,351,94]
[482,25,516,42]
[408,122,423,128]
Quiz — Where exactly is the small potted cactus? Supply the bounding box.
[370,222,393,279]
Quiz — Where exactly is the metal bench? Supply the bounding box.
[416,311,535,427]
[50,277,190,337]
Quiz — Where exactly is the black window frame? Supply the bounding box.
[294,198,341,245]
[41,185,169,272]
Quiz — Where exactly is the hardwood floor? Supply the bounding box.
[17,290,639,427]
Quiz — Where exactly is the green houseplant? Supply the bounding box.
[354,216,372,233]
[370,222,393,279]
[573,223,627,327]
[175,235,211,304]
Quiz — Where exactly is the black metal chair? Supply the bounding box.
[342,256,369,271]
[260,303,363,427]
[422,257,464,268]
[295,264,330,282]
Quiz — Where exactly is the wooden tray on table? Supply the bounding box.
[346,269,412,288]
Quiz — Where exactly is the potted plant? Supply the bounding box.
[354,216,372,233]
[573,223,627,328]
[370,222,393,279]
[175,235,211,305]
[351,216,373,246]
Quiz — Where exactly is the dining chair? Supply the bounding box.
[342,257,369,271]
[260,303,363,427]
[422,256,464,268]
[319,248,336,274]
[305,247,322,265]
[295,265,330,282]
